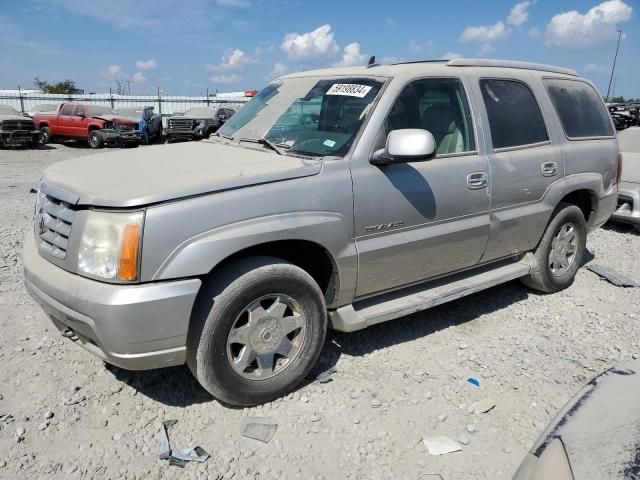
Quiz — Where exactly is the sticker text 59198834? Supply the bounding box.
[326,84,373,98]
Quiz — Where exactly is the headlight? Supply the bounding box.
[77,211,144,282]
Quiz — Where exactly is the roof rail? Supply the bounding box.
[446,58,577,76]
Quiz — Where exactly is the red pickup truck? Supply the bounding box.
[34,103,140,149]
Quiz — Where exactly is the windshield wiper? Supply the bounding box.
[239,137,287,156]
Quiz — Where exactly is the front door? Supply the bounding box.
[57,103,75,136]
[352,76,491,298]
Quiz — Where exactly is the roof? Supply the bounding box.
[280,58,578,79]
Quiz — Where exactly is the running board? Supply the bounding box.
[329,255,533,332]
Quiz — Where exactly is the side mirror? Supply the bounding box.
[370,129,437,166]
[77,112,85,118]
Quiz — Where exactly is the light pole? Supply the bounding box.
[605,30,622,102]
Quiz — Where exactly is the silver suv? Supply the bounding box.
[23,59,619,406]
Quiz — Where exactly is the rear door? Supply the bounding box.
[469,73,565,262]
[351,75,491,297]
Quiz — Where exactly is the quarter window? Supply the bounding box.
[382,78,475,155]
[60,104,74,116]
[544,79,614,138]
[480,79,548,149]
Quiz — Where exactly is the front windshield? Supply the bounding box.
[219,77,385,157]
[0,105,20,115]
[89,106,118,116]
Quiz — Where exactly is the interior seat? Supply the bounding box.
[421,104,464,154]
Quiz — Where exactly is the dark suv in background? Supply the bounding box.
[166,106,236,143]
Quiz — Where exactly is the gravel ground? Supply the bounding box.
[1,143,639,480]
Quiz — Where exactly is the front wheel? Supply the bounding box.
[88,130,104,149]
[521,202,587,293]
[40,126,52,144]
[187,257,327,406]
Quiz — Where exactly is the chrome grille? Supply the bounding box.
[35,191,76,259]
[168,118,195,131]
[2,119,35,131]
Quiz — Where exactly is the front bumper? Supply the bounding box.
[99,129,140,145]
[610,181,640,226]
[22,231,201,370]
[0,129,40,145]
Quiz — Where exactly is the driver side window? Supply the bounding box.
[381,78,476,155]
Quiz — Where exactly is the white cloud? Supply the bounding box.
[380,56,404,64]
[104,64,123,79]
[209,73,243,84]
[583,63,599,72]
[478,43,495,55]
[408,39,434,54]
[385,18,398,27]
[268,62,288,78]
[528,26,541,37]
[207,48,255,73]
[215,0,250,6]
[133,72,146,82]
[281,24,339,60]
[545,0,632,47]
[135,58,157,71]
[461,21,510,43]
[443,51,462,60]
[507,1,533,27]
[334,42,368,67]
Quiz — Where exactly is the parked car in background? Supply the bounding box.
[0,104,40,147]
[166,106,236,143]
[33,103,140,149]
[608,104,639,130]
[611,127,640,229]
[117,106,163,145]
[23,59,619,407]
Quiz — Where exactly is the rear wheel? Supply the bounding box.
[521,203,587,293]
[88,130,104,149]
[187,257,327,406]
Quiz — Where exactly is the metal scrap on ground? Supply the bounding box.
[316,366,338,383]
[423,436,462,455]
[586,264,640,288]
[159,420,210,468]
[241,417,278,443]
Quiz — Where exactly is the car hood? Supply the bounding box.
[0,114,33,121]
[621,151,640,184]
[42,141,322,207]
[93,114,137,124]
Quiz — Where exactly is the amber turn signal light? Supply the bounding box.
[119,224,139,281]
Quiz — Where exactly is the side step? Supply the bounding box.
[329,255,533,332]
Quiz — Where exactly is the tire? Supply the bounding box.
[40,126,52,144]
[187,256,327,406]
[88,130,104,149]
[521,202,587,293]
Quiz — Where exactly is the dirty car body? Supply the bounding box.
[611,127,640,228]
[513,361,640,480]
[0,105,40,146]
[117,106,163,144]
[23,59,619,406]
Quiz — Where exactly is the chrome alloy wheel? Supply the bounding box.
[548,222,578,277]
[226,294,305,380]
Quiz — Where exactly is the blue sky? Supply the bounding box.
[0,0,637,98]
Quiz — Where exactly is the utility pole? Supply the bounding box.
[18,85,24,113]
[605,30,622,102]
[125,80,132,96]
[157,86,162,116]
[611,77,618,101]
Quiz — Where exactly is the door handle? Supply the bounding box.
[467,172,488,190]
[541,162,559,177]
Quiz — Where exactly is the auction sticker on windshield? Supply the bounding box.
[326,84,373,98]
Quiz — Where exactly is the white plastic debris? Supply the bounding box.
[423,436,462,455]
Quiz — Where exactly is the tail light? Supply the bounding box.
[616,153,623,184]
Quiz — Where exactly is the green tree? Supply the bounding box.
[34,77,78,94]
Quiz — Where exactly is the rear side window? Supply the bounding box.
[544,79,614,138]
[480,79,548,149]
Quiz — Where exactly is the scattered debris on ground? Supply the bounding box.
[423,436,462,455]
[240,417,278,443]
[159,420,209,468]
[586,264,640,288]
